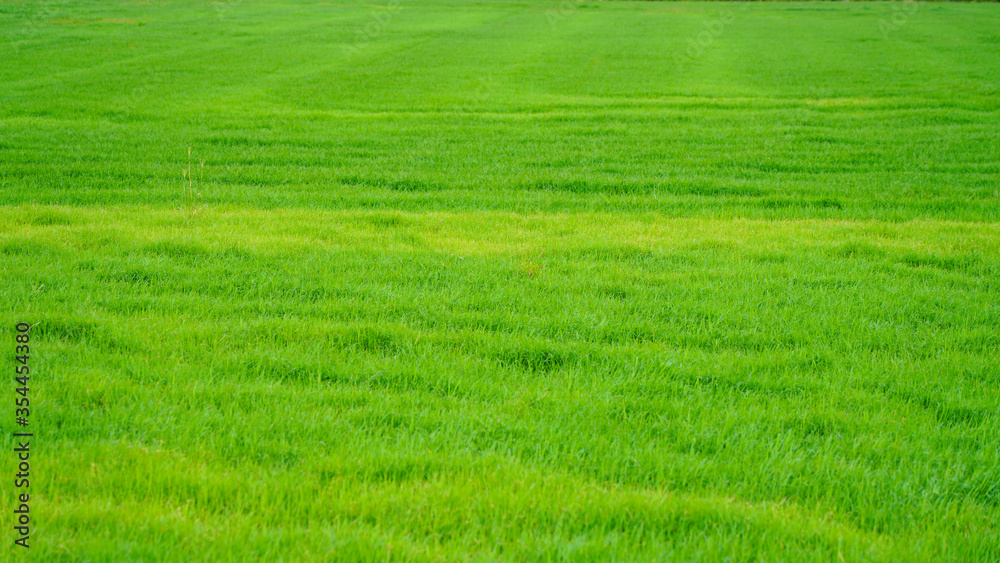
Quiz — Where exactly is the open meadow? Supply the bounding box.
[1,0,999,560]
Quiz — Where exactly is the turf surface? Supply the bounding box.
[2,1,999,561]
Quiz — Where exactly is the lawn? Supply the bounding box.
[1,0,999,561]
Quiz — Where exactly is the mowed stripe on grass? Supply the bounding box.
[1,1,999,218]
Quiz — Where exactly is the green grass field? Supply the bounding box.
[2,0,1000,560]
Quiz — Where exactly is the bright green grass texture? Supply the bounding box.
[2,0,1000,561]
[1,0,998,218]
